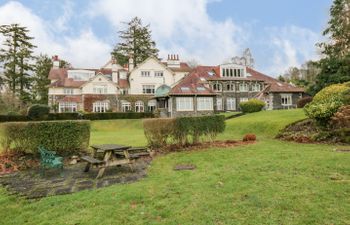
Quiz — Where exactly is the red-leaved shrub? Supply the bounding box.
[243,134,256,142]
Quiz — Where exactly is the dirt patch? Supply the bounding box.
[0,152,39,175]
[174,164,196,171]
[154,140,256,152]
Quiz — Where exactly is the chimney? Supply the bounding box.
[52,55,60,69]
[166,53,180,68]
[128,55,134,71]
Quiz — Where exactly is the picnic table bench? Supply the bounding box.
[81,144,148,179]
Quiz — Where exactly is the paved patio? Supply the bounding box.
[0,157,152,199]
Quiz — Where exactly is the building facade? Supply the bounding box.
[48,50,304,116]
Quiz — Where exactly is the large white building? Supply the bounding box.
[47,55,192,113]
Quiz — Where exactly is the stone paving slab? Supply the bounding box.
[0,157,152,199]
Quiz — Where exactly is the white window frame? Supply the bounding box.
[176,97,194,111]
[226,97,236,110]
[239,83,249,92]
[154,71,164,77]
[121,101,131,112]
[197,97,214,111]
[142,85,155,94]
[147,100,157,112]
[281,94,292,106]
[141,71,150,77]
[59,102,77,113]
[93,85,107,94]
[135,101,144,112]
[252,83,261,92]
[63,88,74,95]
[216,97,223,110]
[213,83,222,92]
[225,83,235,92]
[93,101,109,112]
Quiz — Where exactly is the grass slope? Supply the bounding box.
[0,109,349,225]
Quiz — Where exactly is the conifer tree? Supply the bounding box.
[112,17,159,67]
[32,54,52,104]
[0,24,36,103]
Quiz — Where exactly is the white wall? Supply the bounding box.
[129,58,175,95]
[81,75,118,94]
[173,71,188,84]
[48,87,81,95]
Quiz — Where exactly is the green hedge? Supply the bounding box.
[1,120,90,155]
[83,112,153,120]
[0,112,154,122]
[239,99,265,113]
[143,115,226,149]
[0,115,29,122]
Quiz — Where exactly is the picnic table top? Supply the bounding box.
[90,144,132,152]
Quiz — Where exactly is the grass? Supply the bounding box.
[0,109,349,225]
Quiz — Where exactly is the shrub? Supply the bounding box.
[1,120,90,155]
[304,82,350,126]
[143,115,225,149]
[83,112,153,120]
[331,105,350,129]
[27,104,50,120]
[297,96,313,108]
[243,134,256,142]
[143,118,175,148]
[239,99,265,113]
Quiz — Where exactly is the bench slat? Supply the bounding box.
[81,156,104,164]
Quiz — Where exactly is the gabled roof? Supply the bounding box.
[169,67,216,96]
[129,56,175,75]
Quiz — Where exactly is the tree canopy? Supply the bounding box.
[111,17,159,67]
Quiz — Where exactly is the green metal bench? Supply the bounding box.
[38,146,64,176]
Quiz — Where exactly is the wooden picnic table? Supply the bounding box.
[83,144,134,179]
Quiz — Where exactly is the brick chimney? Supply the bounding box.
[166,54,180,68]
[52,55,60,69]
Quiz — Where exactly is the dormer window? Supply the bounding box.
[221,66,245,78]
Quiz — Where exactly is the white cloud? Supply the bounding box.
[88,0,246,65]
[0,1,110,68]
[263,25,322,75]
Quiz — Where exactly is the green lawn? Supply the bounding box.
[1,109,350,225]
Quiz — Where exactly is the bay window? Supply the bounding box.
[176,97,193,111]
[121,101,131,112]
[226,97,236,110]
[93,101,109,112]
[59,102,77,113]
[142,85,155,94]
[135,101,144,112]
[197,97,213,111]
[281,94,292,106]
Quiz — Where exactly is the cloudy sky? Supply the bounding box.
[0,0,332,76]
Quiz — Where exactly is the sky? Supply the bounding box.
[0,0,332,76]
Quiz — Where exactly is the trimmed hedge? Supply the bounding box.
[1,120,90,155]
[239,99,265,113]
[0,112,154,122]
[143,115,226,149]
[0,115,29,122]
[83,112,153,120]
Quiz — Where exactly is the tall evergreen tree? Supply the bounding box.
[0,24,36,103]
[111,17,159,67]
[32,54,52,104]
[310,0,350,94]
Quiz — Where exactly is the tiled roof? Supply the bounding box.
[48,68,67,80]
[246,68,304,93]
[172,65,304,94]
[169,67,216,96]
